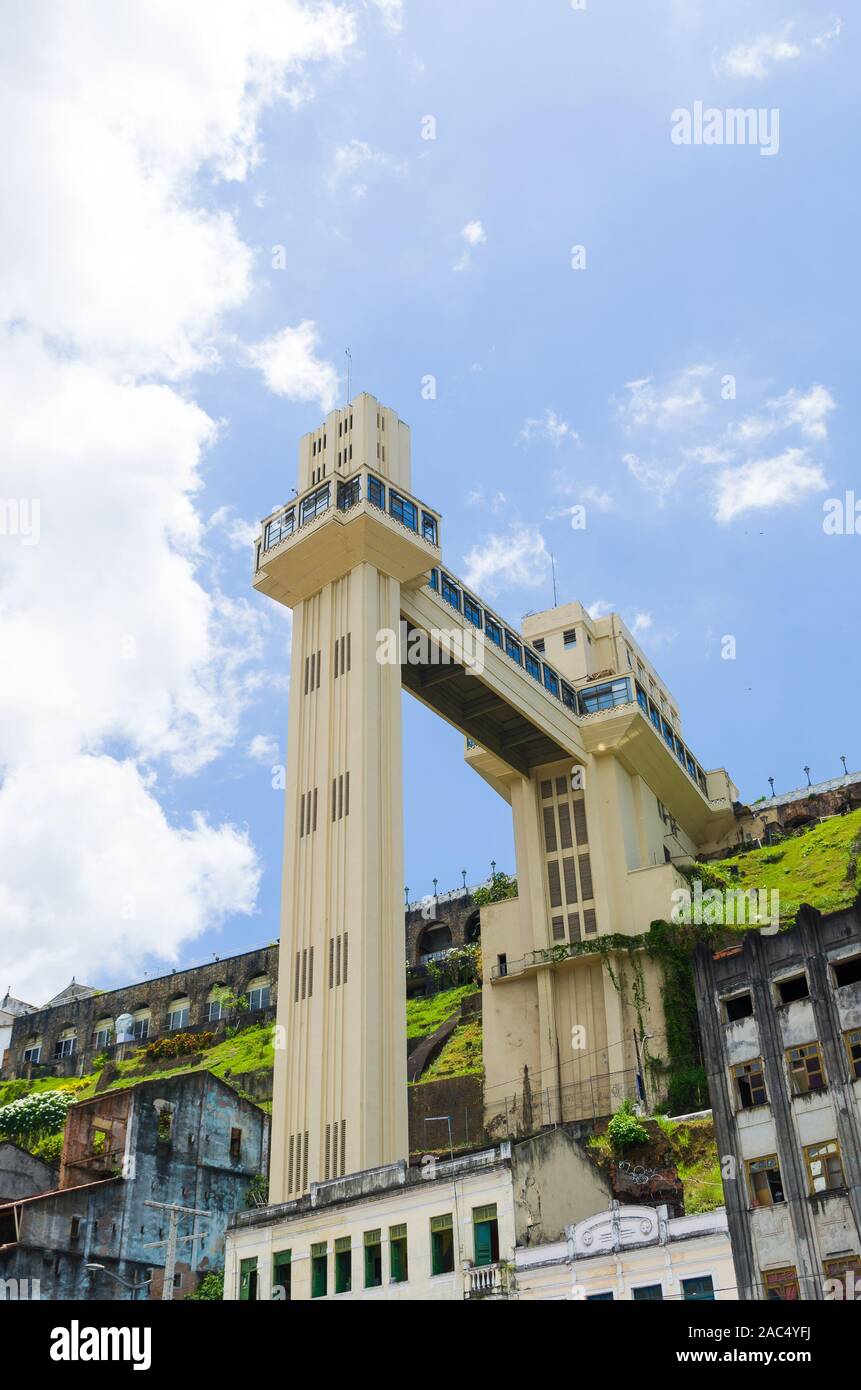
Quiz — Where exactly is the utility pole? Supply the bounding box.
[143,1200,210,1301]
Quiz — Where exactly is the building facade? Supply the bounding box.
[0,1072,268,1300]
[693,900,861,1300]
[2,945,278,1082]
[515,1202,736,1301]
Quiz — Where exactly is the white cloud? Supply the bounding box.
[454,220,487,272]
[461,524,551,599]
[617,365,712,432]
[630,612,653,636]
[0,1,356,995]
[814,18,843,49]
[732,384,836,446]
[718,32,801,80]
[682,444,735,466]
[623,452,684,505]
[367,0,404,32]
[249,321,340,412]
[587,600,614,620]
[327,137,407,199]
[248,734,279,764]
[713,448,827,523]
[519,409,579,447]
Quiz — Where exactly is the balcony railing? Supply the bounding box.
[463,1262,510,1298]
[258,469,441,565]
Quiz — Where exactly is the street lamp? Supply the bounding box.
[85,1263,152,1299]
[841,756,849,777]
[804,766,812,788]
[768,777,775,798]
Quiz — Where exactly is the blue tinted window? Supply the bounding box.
[367,475,385,509]
[505,632,522,664]
[441,574,461,611]
[525,651,541,681]
[390,491,418,531]
[485,618,502,647]
[463,595,482,627]
[543,667,560,697]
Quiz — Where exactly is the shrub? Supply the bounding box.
[606,1099,649,1153]
[0,1090,72,1143]
[187,1270,224,1301]
[472,871,517,907]
[142,1032,214,1062]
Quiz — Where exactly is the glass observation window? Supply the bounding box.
[300,483,330,526]
[265,508,295,551]
[485,617,502,647]
[441,574,461,611]
[561,682,577,711]
[337,478,360,510]
[421,511,438,546]
[524,651,541,682]
[543,667,560,697]
[367,474,385,510]
[505,632,522,664]
[579,678,631,714]
[463,595,482,627]
[429,568,439,592]
[635,682,649,714]
[389,490,418,532]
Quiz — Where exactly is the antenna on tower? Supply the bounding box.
[345,347,352,404]
[550,553,558,606]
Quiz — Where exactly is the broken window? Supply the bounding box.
[804,1139,844,1194]
[776,973,809,1005]
[747,1155,785,1207]
[763,1267,799,1300]
[723,992,754,1023]
[787,1042,826,1095]
[845,1028,861,1080]
[732,1059,768,1109]
[230,1127,242,1163]
[155,1104,174,1146]
[832,955,861,989]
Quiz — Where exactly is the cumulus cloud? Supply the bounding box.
[367,0,404,32]
[623,452,684,505]
[248,734,280,764]
[713,448,827,523]
[617,365,713,432]
[0,1,356,996]
[732,384,836,446]
[248,321,340,411]
[461,524,551,599]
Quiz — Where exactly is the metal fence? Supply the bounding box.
[491,1068,641,1137]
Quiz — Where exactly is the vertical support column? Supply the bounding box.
[269,562,407,1204]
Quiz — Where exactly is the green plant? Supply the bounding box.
[245,1173,269,1208]
[187,1270,224,1301]
[0,1089,71,1143]
[606,1099,649,1153]
[471,871,518,907]
[142,1031,214,1062]
[31,1130,65,1165]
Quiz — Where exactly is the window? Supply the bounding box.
[485,617,502,648]
[776,973,809,1005]
[787,1042,826,1095]
[273,1251,291,1301]
[533,638,545,653]
[247,976,271,1011]
[364,1230,383,1288]
[334,1237,352,1294]
[389,1224,408,1284]
[845,1027,861,1080]
[428,568,439,592]
[131,1010,151,1041]
[561,682,577,711]
[543,667,560,697]
[635,683,649,714]
[389,490,418,532]
[632,1284,663,1300]
[337,477,360,510]
[239,1257,258,1302]
[167,998,190,1031]
[586,1291,613,1300]
[300,482,330,526]
[421,511,438,546]
[463,595,482,627]
[367,474,385,510]
[804,1140,844,1194]
[441,574,461,611]
[505,632,522,664]
[311,1242,328,1298]
[524,650,541,682]
[92,1020,113,1048]
[430,1214,454,1276]
[207,986,228,1022]
[763,1267,799,1300]
[472,1204,499,1267]
[22,1043,41,1064]
[579,678,632,714]
[723,992,753,1023]
[230,1128,242,1162]
[682,1275,715,1301]
[264,508,295,551]
[832,955,861,989]
[54,1030,76,1059]
[732,1059,767,1109]
[497,953,508,978]
[745,1150,790,1206]
[648,701,662,733]
[563,629,577,647]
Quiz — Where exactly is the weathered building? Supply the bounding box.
[2,945,278,1082]
[0,1071,268,1299]
[693,900,861,1299]
[0,1142,57,1204]
[0,989,37,1074]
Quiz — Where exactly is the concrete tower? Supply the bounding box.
[254,394,442,1199]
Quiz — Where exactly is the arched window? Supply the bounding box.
[464,911,481,945]
[131,1007,151,1041]
[92,1017,113,1049]
[418,923,452,964]
[54,1026,77,1060]
[167,995,191,1031]
[23,1035,42,1064]
[207,983,230,1022]
[246,975,271,1011]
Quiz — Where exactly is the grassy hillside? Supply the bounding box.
[708,808,861,922]
[418,1016,483,1082]
[406,985,475,1040]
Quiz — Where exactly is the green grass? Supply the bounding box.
[418,1016,483,1082]
[406,985,475,1041]
[709,808,861,923]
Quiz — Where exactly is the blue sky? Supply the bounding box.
[3,1,857,997]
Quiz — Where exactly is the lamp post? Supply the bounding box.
[461,869,467,890]
[768,777,775,798]
[841,756,849,777]
[804,766,812,788]
[85,1263,152,1300]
